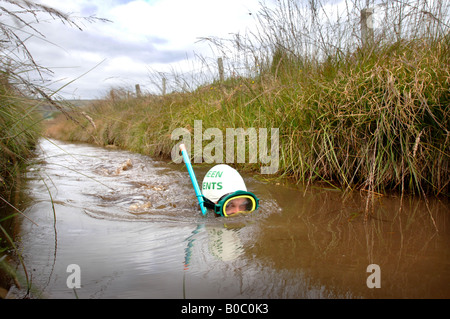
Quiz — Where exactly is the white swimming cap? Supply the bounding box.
[201,164,247,203]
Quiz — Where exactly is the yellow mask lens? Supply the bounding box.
[222,195,256,217]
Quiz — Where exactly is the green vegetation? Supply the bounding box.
[0,63,42,300]
[0,0,100,298]
[47,34,449,197]
[46,0,449,197]
[0,78,41,197]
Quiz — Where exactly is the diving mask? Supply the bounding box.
[204,190,259,217]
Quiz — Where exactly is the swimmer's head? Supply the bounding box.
[201,164,247,203]
[201,164,259,217]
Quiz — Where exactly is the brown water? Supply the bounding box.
[7,139,450,298]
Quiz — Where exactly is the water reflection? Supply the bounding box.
[7,139,450,299]
[247,186,450,298]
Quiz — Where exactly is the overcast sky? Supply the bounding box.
[20,0,265,99]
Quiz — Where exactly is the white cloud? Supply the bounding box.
[108,0,257,45]
[18,0,262,99]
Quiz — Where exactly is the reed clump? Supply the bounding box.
[280,38,449,196]
[0,72,43,298]
[46,0,449,197]
[0,76,41,199]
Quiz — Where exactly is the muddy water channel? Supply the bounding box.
[10,139,450,298]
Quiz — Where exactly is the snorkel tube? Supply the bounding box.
[179,144,207,216]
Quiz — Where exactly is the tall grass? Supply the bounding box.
[0,0,106,298]
[46,0,449,197]
[0,78,40,189]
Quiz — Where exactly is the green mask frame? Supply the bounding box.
[204,190,260,217]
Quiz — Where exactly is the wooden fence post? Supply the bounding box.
[135,84,142,98]
[361,8,374,47]
[162,77,166,95]
[217,57,224,83]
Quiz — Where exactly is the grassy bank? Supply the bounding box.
[46,35,449,197]
[0,75,42,297]
[0,79,42,197]
[0,0,101,297]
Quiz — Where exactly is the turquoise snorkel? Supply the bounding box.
[179,144,207,216]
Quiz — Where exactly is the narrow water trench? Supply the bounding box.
[6,138,450,298]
